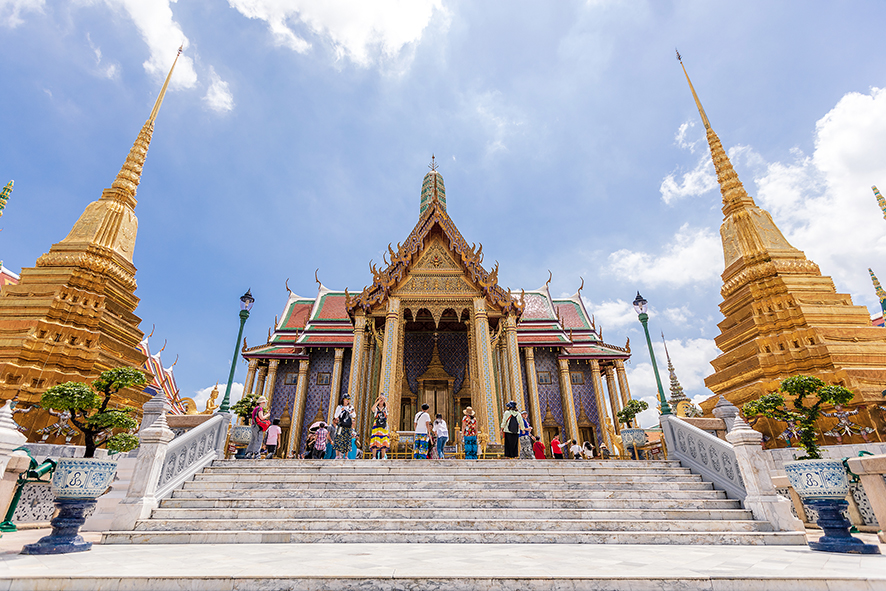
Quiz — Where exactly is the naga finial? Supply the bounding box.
[577,276,584,296]
[147,323,155,339]
[170,354,179,369]
[242,337,248,351]
[285,278,292,296]
[545,270,552,289]
[315,268,321,287]
[625,337,630,353]
[158,339,167,353]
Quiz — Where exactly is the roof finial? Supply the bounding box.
[545,270,552,289]
[873,186,886,221]
[677,49,710,130]
[0,180,13,218]
[870,270,886,320]
[429,154,438,172]
[109,45,182,201]
[315,268,321,287]
[661,332,689,405]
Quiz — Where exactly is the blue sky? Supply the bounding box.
[2,1,886,426]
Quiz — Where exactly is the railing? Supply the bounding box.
[660,414,746,501]
[155,413,228,500]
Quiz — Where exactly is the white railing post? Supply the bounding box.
[111,411,174,531]
[726,416,804,532]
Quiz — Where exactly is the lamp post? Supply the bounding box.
[632,292,671,416]
[220,289,255,413]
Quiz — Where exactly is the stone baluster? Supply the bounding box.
[139,390,171,434]
[713,395,741,432]
[725,415,804,532]
[112,411,175,530]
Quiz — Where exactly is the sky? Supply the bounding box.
[2,1,886,428]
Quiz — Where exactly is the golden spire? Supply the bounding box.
[0,180,12,218]
[109,45,182,201]
[873,186,886,221]
[677,51,755,217]
[870,268,886,305]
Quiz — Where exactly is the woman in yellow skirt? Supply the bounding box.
[369,394,389,459]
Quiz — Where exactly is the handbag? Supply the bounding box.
[339,408,353,428]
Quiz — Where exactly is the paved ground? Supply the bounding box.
[0,528,883,590]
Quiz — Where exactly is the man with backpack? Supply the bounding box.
[500,401,521,458]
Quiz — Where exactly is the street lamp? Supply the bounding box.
[220,289,255,413]
[632,292,671,416]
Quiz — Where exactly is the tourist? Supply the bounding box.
[348,434,359,460]
[581,441,595,459]
[433,413,449,459]
[599,441,611,460]
[532,435,546,459]
[333,394,356,459]
[570,439,582,460]
[550,434,564,459]
[518,410,533,459]
[413,403,432,459]
[462,406,478,459]
[245,395,270,459]
[305,431,316,458]
[313,422,331,459]
[500,401,521,458]
[369,394,389,459]
[265,419,282,459]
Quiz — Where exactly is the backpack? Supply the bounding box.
[507,413,519,434]
[339,408,352,428]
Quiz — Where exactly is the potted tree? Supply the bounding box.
[22,367,145,555]
[617,399,649,458]
[743,374,879,554]
[229,391,260,454]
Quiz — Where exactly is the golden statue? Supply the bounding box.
[201,383,220,414]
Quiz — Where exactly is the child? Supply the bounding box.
[570,439,583,460]
[314,422,331,459]
[551,435,563,459]
[265,419,282,459]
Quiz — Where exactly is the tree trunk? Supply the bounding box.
[83,431,97,458]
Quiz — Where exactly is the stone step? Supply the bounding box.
[160,497,744,510]
[209,459,684,469]
[149,507,756,521]
[102,529,807,545]
[192,472,702,482]
[202,465,693,475]
[180,480,714,492]
[171,487,727,500]
[133,517,773,533]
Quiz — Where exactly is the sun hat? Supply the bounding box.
[505,401,517,410]
[463,407,475,416]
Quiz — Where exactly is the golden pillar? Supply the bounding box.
[524,347,543,439]
[604,365,621,433]
[557,357,580,444]
[615,359,631,408]
[286,358,310,458]
[244,359,258,396]
[254,364,268,400]
[263,359,279,407]
[358,333,374,446]
[346,312,366,416]
[379,298,402,435]
[473,298,500,445]
[590,359,612,448]
[327,348,345,424]
[504,314,524,408]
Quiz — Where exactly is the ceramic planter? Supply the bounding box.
[620,428,647,450]
[229,425,253,446]
[51,458,118,500]
[784,458,849,500]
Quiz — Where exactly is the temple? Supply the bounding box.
[242,162,634,457]
[678,56,886,445]
[0,48,183,441]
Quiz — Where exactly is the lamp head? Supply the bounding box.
[632,292,648,315]
[240,288,255,311]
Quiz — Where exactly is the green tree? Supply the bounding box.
[230,391,260,423]
[40,367,146,458]
[617,399,649,428]
[742,375,854,460]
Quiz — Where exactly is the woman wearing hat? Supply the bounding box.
[369,394,389,459]
[500,401,521,459]
[245,395,270,459]
[461,407,478,459]
[518,410,534,459]
[333,394,356,459]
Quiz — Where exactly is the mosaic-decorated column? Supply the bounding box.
[604,365,621,433]
[244,359,258,395]
[557,357,580,444]
[615,360,632,408]
[504,314,524,409]
[254,364,268,400]
[346,312,366,420]
[379,298,402,435]
[326,348,345,424]
[590,359,612,448]
[524,347,543,438]
[358,334,374,446]
[473,298,499,445]
[286,358,310,458]
[263,359,279,407]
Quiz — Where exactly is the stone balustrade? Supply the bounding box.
[846,453,886,543]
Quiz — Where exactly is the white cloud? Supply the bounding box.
[227,0,444,69]
[86,33,119,79]
[663,305,693,325]
[624,337,718,428]
[0,0,43,27]
[606,223,722,288]
[203,66,234,113]
[101,0,197,88]
[193,381,243,411]
[469,90,525,158]
[660,152,717,204]
[583,297,636,329]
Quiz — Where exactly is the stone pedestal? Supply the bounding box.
[807,499,880,554]
[21,499,96,554]
[726,416,804,532]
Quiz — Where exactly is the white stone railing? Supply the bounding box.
[155,413,227,500]
[661,414,745,500]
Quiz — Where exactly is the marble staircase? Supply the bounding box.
[102,459,807,545]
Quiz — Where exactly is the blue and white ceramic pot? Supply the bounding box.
[620,428,647,449]
[230,425,253,446]
[51,458,118,500]
[785,458,849,500]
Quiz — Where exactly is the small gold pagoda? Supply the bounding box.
[679,55,886,445]
[0,48,183,442]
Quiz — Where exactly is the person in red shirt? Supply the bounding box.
[532,436,546,459]
[551,434,564,459]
